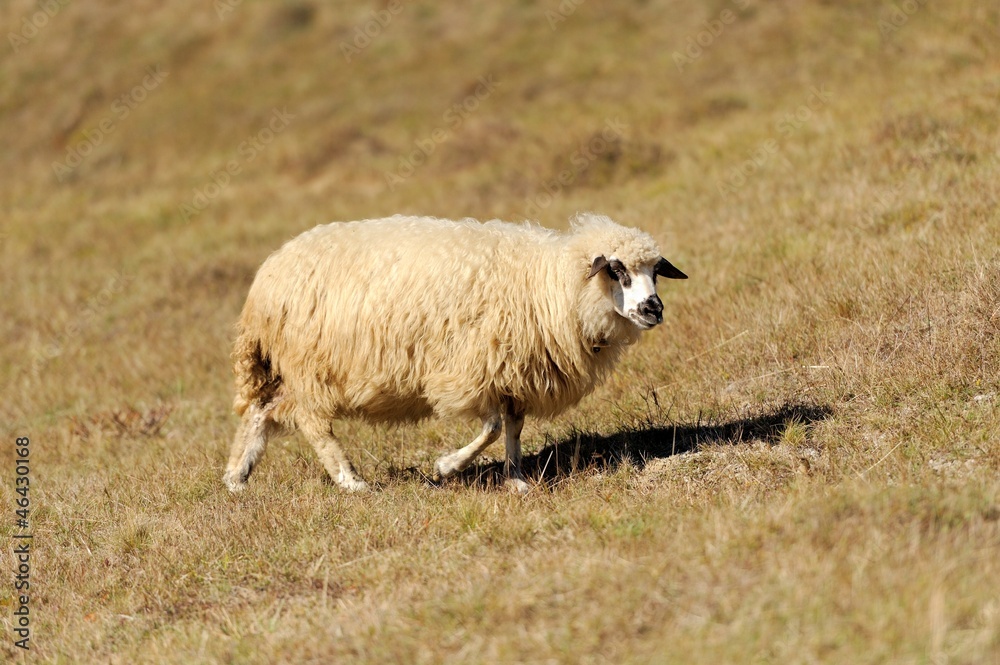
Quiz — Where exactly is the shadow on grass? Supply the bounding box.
[407,402,832,490]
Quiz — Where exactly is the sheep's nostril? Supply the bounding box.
[639,296,663,318]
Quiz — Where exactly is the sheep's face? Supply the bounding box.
[588,255,687,330]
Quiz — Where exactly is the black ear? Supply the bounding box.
[587,255,609,279]
[655,257,688,280]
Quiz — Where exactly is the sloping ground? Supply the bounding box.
[0,1,998,663]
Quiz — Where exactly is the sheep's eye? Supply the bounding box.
[607,260,630,287]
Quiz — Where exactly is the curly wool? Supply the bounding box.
[232,213,664,427]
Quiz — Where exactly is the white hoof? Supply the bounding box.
[223,471,247,493]
[434,454,461,479]
[505,477,530,495]
[336,471,370,493]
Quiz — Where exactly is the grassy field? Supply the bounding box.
[2,0,999,662]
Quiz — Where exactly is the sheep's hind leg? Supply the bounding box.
[224,402,280,492]
[503,411,530,495]
[298,415,369,492]
[434,415,502,480]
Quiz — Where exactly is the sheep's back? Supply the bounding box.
[241,217,588,422]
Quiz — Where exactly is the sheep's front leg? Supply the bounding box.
[435,415,502,480]
[298,415,369,492]
[504,411,529,494]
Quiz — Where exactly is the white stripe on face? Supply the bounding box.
[608,257,662,330]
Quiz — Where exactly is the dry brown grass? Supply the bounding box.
[1,0,999,662]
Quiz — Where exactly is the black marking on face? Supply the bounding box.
[607,259,631,287]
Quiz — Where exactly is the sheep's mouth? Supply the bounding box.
[630,312,662,329]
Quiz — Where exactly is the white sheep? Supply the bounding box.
[223,213,687,493]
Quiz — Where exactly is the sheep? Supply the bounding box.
[223,213,687,493]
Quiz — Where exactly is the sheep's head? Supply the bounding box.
[587,254,687,330]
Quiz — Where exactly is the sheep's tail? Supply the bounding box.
[231,326,281,416]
